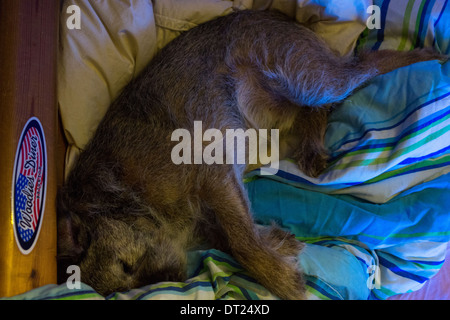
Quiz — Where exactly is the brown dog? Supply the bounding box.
[57,10,446,299]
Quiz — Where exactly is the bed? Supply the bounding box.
[2,0,449,300]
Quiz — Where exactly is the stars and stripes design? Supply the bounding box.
[13,118,47,253]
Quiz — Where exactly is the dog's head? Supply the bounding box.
[56,186,186,296]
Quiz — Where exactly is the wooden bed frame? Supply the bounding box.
[0,0,64,297]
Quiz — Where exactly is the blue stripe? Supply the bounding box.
[191,251,243,276]
[355,256,370,269]
[239,286,254,300]
[408,259,445,266]
[271,170,362,187]
[385,104,450,145]
[399,144,450,165]
[305,279,342,300]
[271,169,316,186]
[211,275,230,291]
[135,281,213,300]
[434,0,449,27]
[134,274,258,300]
[331,90,450,152]
[235,272,258,285]
[369,290,383,300]
[298,151,450,188]
[337,106,450,156]
[362,160,450,185]
[378,255,429,284]
[42,290,99,300]
[330,91,450,160]
[203,251,242,269]
[432,0,449,50]
[372,0,391,50]
[415,0,434,48]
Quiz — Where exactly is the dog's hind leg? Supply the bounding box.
[229,16,446,176]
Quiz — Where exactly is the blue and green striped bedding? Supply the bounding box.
[8,0,450,300]
[246,0,450,300]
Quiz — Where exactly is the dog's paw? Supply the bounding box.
[295,150,328,178]
[411,47,449,63]
[360,48,448,76]
[258,224,304,257]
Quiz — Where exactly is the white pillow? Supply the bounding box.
[59,0,157,173]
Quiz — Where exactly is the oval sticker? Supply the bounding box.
[12,117,48,255]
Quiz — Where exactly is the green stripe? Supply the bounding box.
[360,230,450,240]
[297,236,367,249]
[357,28,369,52]
[243,175,259,183]
[306,285,333,300]
[339,113,449,162]
[397,0,416,51]
[53,292,102,300]
[297,235,347,243]
[225,284,248,299]
[364,153,450,184]
[374,285,398,297]
[200,256,242,273]
[306,277,343,300]
[412,261,444,270]
[333,123,450,170]
[127,280,214,300]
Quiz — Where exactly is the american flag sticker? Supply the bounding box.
[12,117,48,255]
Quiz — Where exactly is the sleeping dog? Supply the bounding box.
[57,10,446,299]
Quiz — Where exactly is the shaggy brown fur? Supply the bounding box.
[57,10,446,299]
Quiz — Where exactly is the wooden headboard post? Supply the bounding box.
[0,0,60,297]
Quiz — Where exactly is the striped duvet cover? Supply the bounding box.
[246,0,450,300]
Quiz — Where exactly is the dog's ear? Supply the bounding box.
[56,187,89,283]
[57,210,85,259]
